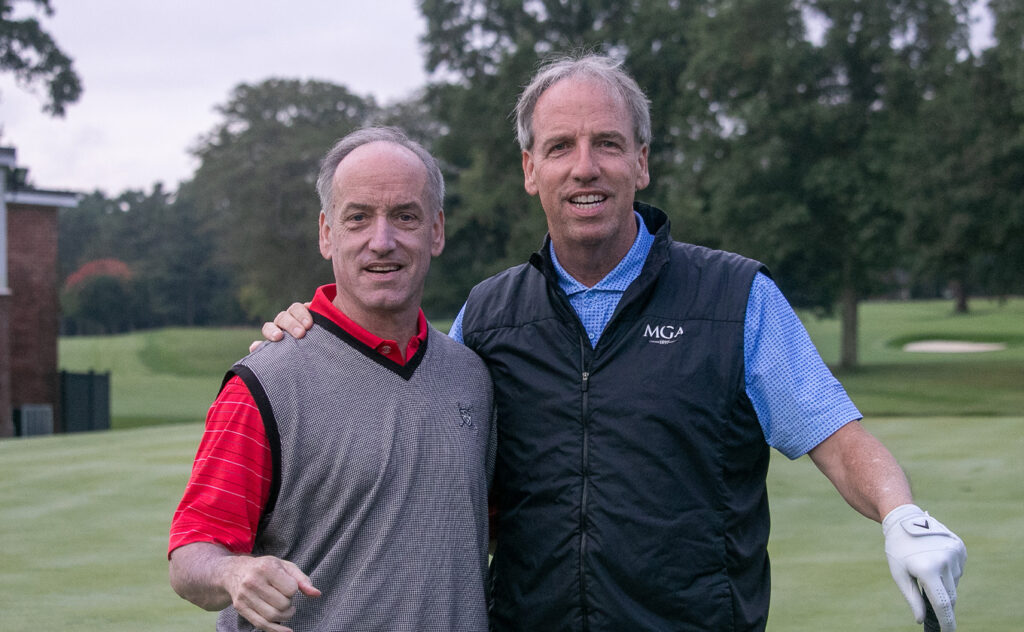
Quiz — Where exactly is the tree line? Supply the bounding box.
[56,0,1024,368]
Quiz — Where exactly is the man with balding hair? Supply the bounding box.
[170,127,495,632]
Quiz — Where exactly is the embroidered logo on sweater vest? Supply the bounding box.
[458,403,477,431]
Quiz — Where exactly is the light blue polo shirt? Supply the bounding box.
[449,213,860,458]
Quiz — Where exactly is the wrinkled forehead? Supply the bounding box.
[545,72,624,103]
[533,77,633,136]
[335,141,425,180]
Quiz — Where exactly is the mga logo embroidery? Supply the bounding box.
[643,323,685,345]
[457,403,476,431]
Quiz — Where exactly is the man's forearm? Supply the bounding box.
[169,541,240,611]
[808,420,913,522]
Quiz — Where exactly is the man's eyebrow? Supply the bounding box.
[539,130,628,151]
[391,201,423,212]
[338,202,374,215]
[341,201,423,213]
[593,130,628,143]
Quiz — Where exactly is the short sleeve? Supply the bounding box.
[168,375,272,557]
[743,273,862,458]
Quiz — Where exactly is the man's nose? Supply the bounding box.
[571,144,600,181]
[368,217,396,252]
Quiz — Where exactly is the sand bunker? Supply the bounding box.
[902,340,1007,353]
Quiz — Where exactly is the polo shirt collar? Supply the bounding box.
[310,284,427,365]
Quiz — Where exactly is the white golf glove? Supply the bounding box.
[883,504,966,631]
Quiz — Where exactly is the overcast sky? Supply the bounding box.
[0,1,994,197]
[0,0,429,194]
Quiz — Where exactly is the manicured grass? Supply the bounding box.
[1,416,1020,630]
[768,415,1024,630]
[0,423,215,631]
[34,298,1020,628]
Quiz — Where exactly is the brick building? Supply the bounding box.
[1,147,78,437]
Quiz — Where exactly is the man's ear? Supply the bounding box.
[522,150,539,196]
[318,212,332,260]
[431,210,445,257]
[635,144,650,191]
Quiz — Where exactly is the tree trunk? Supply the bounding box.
[839,278,859,371]
[949,279,969,314]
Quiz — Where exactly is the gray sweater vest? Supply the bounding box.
[217,315,495,631]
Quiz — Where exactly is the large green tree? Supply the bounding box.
[418,0,704,316]
[983,0,1024,296]
[890,50,1023,311]
[135,183,242,327]
[420,0,977,367]
[880,0,1024,312]
[0,0,80,116]
[188,79,381,319]
[667,0,973,368]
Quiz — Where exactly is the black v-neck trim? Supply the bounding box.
[224,365,282,522]
[311,311,427,381]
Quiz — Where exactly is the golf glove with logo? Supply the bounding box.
[883,504,966,631]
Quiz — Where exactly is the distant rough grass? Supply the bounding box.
[797,297,1024,417]
[60,327,262,428]
[58,298,1024,426]
[798,297,1024,366]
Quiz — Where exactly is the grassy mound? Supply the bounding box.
[59,327,262,428]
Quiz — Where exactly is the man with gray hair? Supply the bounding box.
[169,126,495,632]
[267,55,966,631]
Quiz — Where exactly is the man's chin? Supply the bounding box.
[362,293,421,316]
[563,225,619,247]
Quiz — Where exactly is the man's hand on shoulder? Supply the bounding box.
[249,302,315,352]
[883,504,966,631]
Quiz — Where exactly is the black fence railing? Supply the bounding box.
[59,370,110,433]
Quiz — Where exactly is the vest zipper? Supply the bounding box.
[578,337,591,631]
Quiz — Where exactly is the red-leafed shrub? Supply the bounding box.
[64,258,134,290]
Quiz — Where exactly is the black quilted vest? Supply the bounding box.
[462,204,771,631]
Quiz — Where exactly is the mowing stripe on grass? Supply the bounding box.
[1,417,1021,630]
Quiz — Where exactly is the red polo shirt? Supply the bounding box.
[168,285,428,557]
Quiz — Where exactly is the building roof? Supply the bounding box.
[1,146,79,209]
[4,188,79,209]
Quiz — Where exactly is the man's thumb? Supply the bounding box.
[298,577,321,598]
[284,562,322,598]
